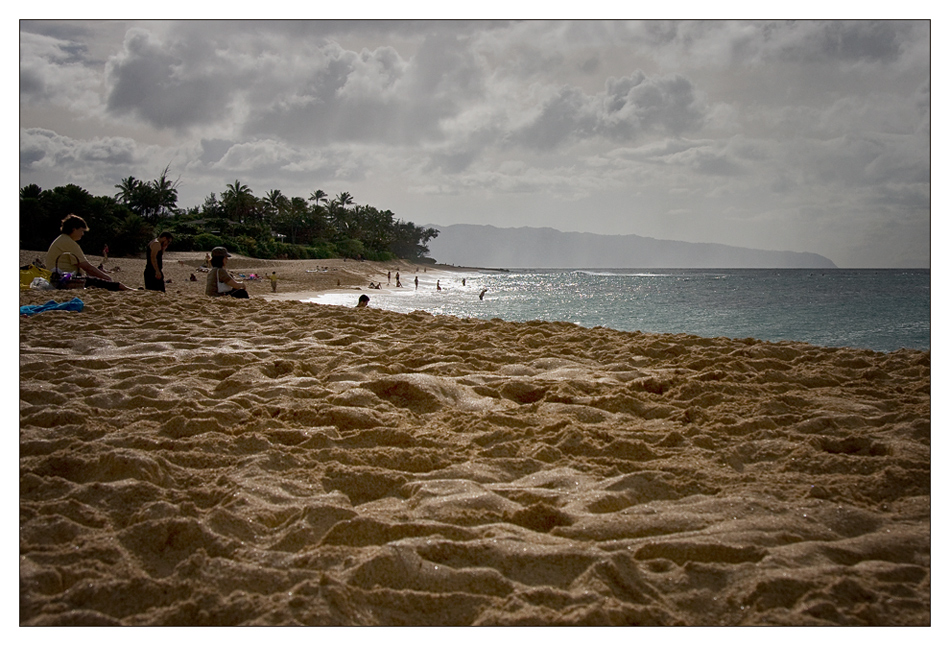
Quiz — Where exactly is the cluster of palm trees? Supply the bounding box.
[117,175,438,261]
[113,165,181,223]
[21,171,438,261]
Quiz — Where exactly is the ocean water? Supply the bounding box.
[310,269,930,354]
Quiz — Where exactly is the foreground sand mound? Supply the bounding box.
[19,290,930,625]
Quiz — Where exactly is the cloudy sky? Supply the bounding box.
[18,18,931,267]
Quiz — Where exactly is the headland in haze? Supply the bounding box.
[426,224,837,269]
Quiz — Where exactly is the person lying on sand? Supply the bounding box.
[46,215,132,291]
[205,247,249,299]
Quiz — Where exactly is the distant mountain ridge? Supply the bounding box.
[426,224,837,269]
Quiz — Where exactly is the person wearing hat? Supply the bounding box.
[205,247,249,298]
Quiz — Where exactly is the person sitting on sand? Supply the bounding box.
[144,231,173,292]
[357,294,370,308]
[45,215,132,291]
[205,247,249,298]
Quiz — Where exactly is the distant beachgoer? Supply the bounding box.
[436,280,441,291]
[414,276,419,289]
[462,278,466,286]
[388,271,391,284]
[202,253,211,268]
[190,273,197,282]
[269,272,279,292]
[144,231,172,292]
[102,244,109,263]
[357,294,370,308]
[479,289,487,300]
[45,214,131,291]
[205,247,249,298]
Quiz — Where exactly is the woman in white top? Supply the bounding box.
[204,247,249,298]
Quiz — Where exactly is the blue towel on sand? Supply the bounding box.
[20,297,84,317]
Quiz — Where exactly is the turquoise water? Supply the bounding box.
[312,269,930,353]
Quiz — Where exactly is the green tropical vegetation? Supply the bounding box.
[19,169,439,262]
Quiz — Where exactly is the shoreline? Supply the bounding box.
[19,249,475,302]
[20,251,929,353]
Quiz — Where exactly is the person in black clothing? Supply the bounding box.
[144,232,173,291]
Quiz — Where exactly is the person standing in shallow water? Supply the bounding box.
[356,294,370,307]
[144,232,172,292]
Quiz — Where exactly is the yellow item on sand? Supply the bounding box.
[20,265,52,290]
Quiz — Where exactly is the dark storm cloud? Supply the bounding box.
[601,72,705,136]
[793,20,906,64]
[105,28,233,130]
[511,71,707,150]
[633,19,924,72]
[199,139,234,165]
[512,86,597,150]
[242,43,408,144]
[243,31,485,147]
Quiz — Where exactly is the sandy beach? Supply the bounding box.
[19,252,930,626]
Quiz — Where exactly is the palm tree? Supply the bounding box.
[149,165,180,219]
[20,184,42,200]
[263,189,290,236]
[308,189,328,206]
[328,192,355,238]
[114,176,141,205]
[334,191,355,209]
[361,207,396,254]
[284,196,311,245]
[264,189,290,217]
[221,180,257,223]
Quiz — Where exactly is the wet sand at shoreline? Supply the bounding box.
[19,252,930,625]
